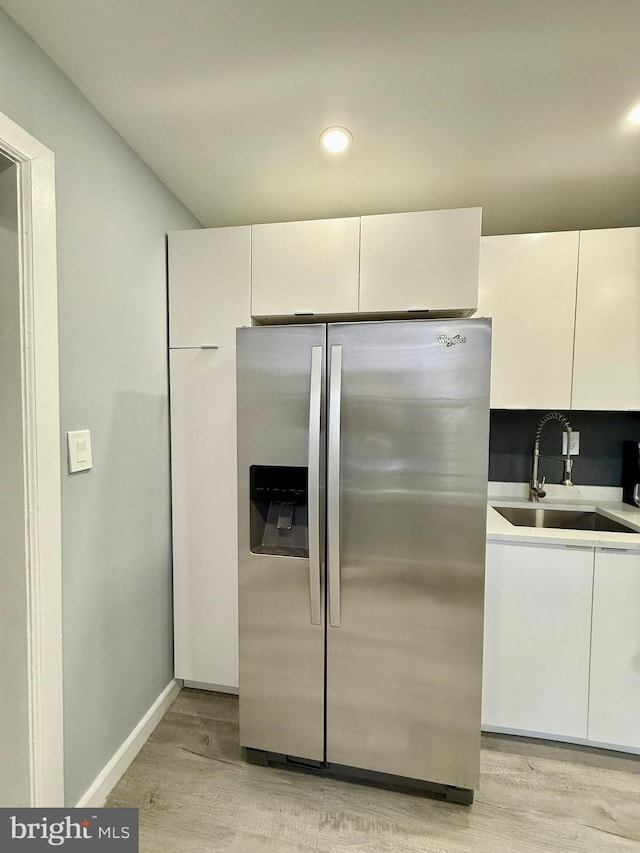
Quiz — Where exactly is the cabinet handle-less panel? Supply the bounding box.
[251,218,360,318]
[588,549,640,749]
[477,232,579,409]
[168,226,251,348]
[359,208,481,314]
[170,348,239,687]
[482,541,593,739]
[572,227,640,410]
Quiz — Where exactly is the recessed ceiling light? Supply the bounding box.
[320,126,352,153]
[627,103,640,125]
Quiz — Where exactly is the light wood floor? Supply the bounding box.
[106,689,640,852]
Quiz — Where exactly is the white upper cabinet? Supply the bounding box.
[168,226,251,348]
[572,227,640,411]
[251,209,482,319]
[359,208,482,314]
[251,218,360,318]
[477,232,579,409]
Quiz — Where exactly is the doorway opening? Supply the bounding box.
[0,113,64,806]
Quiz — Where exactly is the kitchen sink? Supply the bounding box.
[493,506,639,534]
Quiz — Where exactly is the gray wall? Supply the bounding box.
[0,162,30,806]
[0,9,200,805]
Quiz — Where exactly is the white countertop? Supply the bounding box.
[486,483,640,550]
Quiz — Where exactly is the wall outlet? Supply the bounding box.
[562,431,580,455]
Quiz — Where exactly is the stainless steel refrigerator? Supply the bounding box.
[236,318,490,804]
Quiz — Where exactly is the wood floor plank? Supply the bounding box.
[168,690,240,725]
[105,689,640,853]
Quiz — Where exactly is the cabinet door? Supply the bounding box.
[168,226,251,348]
[588,548,640,749]
[478,232,579,409]
[482,541,593,738]
[572,227,640,410]
[359,208,481,314]
[170,348,238,688]
[251,218,359,318]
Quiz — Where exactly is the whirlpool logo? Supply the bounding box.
[437,334,467,347]
[1,809,138,850]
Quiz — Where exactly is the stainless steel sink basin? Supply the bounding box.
[494,506,639,534]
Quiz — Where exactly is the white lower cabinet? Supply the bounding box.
[170,347,239,689]
[588,548,640,750]
[482,541,593,739]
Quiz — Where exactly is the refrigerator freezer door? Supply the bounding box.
[326,319,491,789]
[237,324,326,760]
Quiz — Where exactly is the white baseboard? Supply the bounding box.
[482,724,640,756]
[75,679,181,807]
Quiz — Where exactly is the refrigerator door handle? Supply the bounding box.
[308,346,323,625]
[328,344,342,628]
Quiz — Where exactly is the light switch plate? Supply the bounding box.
[562,431,580,455]
[67,429,93,473]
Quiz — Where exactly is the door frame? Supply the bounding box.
[0,110,64,805]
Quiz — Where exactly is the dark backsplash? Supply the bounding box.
[489,410,640,486]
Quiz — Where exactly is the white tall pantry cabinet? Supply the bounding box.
[169,227,251,690]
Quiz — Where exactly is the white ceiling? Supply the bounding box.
[2,0,639,233]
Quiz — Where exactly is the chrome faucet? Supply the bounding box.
[529,411,574,502]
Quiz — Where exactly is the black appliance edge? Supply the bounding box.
[244,748,474,805]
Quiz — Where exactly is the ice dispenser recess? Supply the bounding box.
[249,466,308,558]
